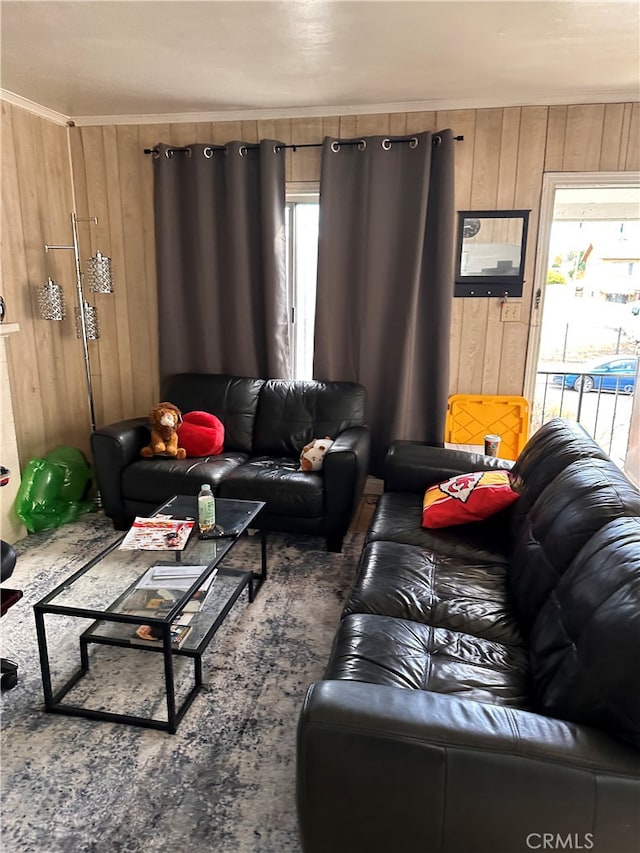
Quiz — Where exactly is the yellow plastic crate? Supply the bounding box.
[445,394,530,461]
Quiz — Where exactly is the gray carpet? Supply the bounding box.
[0,512,363,852]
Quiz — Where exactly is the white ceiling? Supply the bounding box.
[1,0,639,126]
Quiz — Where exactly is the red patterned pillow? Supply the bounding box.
[177,411,224,458]
[422,470,519,529]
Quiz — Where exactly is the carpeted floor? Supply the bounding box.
[0,512,364,853]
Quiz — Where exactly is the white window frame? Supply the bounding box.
[285,182,320,379]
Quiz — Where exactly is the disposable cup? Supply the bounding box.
[484,434,501,457]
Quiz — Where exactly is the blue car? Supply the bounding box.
[551,356,638,394]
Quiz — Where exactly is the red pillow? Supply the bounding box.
[422,470,518,529]
[177,411,224,458]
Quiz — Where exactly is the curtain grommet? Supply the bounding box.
[432,135,441,147]
[358,139,367,151]
[273,144,281,154]
[165,149,174,158]
[203,147,214,158]
[239,145,248,157]
[410,137,419,149]
[330,141,340,153]
[381,139,391,150]
[185,147,192,157]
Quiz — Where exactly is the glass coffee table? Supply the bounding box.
[34,495,265,732]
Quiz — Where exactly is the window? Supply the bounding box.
[285,185,320,379]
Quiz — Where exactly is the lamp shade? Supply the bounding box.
[75,301,99,340]
[86,251,113,293]
[37,278,65,320]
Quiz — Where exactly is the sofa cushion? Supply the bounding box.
[122,453,247,501]
[529,517,640,747]
[344,540,523,646]
[218,457,324,518]
[252,379,366,457]
[367,492,511,564]
[509,456,640,636]
[324,613,531,708]
[161,373,264,454]
[509,418,609,541]
[422,470,519,528]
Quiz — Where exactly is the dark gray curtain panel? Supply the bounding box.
[313,130,455,473]
[153,141,290,380]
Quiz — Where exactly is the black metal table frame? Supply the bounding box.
[33,497,266,733]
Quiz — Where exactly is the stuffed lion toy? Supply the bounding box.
[140,402,187,459]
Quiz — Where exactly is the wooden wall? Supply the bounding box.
[2,100,639,474]
[2,103,87,465]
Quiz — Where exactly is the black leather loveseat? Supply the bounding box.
[91,373,369,551]
[297,419,640,853]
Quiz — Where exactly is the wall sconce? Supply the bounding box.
[42,213,114,433]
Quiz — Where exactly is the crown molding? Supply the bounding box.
[0,89,70,126]
[65,91,638,127]
[2,89,636,129]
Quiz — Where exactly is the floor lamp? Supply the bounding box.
[38,213,114,434]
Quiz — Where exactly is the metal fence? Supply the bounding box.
[533,371,634,465]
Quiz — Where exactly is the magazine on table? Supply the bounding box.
[126,563,219,649]
[136,564,216,591]
[118,565,218,617]
[119,516,195,551]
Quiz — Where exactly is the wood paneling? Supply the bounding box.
[289,117,325,183]
[625,103,640,169]
[2,99,638,474]
[1,104,90,464]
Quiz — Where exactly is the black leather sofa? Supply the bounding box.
[297,419,640,853]
[91,373,370,552]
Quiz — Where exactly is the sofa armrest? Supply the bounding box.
[90,418,150,522]
[297,681,640,853]
[384,440,514,494]
[322,426,370,547]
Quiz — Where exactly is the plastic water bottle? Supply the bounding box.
[198,483,215,534]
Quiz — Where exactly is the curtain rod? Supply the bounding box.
[143,135,464,156]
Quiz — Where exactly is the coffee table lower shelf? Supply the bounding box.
[35,561,265,734]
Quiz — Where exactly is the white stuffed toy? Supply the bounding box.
[300,437,334,472]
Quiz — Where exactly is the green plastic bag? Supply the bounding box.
[14,446,96,533]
